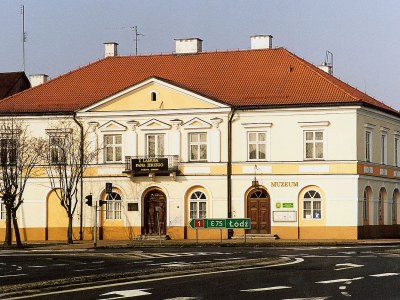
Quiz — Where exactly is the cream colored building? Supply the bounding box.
[1,36,399,241]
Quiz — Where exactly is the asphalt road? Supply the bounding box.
[1,244,400,299]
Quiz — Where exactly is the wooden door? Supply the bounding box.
[247,189,270,234]
[144,190,166,235]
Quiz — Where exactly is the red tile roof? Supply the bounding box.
[0,48,397,116]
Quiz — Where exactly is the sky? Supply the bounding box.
[1,0,400,109]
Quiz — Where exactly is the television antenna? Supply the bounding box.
[21,5,27,71]
[105,26,144,55]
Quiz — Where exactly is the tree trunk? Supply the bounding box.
[12,209,22,248]
[3,208,12,246]
[67,214,73,244]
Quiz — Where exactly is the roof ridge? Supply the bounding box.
[108,47,285,59]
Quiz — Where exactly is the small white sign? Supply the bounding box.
[273,211,297,222]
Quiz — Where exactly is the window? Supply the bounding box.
[378,188,386,225]
[366,131,372,162]
[381,133,387,164]
[248,132,266,160]
[0,202,5,220]
[49,136,67,164]
[304,131,324,160]
[105,192,122,220]
[303,190,322,219]
[393,189,399,224]
[189,133,207,161]
[0,137,17,166]
[104,134,122,163]
[363,188,370,225]
[189,191,207,219]
[151,92,157,102]
[395,137,400,167]
[147,134,164,157]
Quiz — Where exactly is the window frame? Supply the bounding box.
[105,191,122,220]
[0,202,5,220]
[0,136,17,166]
[104,134,123,163]
[247,131,267,161]
[302,190,322,220]
[365,130,372,163]
[303,130,325,160]
[189,132,208,162]
[395,135,400,167]
[381,132,388,165]
[146,133,165,157]
[189,190,207,219]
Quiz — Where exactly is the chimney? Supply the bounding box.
[104,42,119,57]
[318,63,333,75]
[250,35,273,49]
[318,51,333,75]
[175,38,203,54]
[30,74,48,87]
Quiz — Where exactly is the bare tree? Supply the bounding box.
[43,120,97,244]
[0,117,45,247]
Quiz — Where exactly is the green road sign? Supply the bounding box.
[189,218,251,229]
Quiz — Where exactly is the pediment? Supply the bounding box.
[99,120,127,132]
[82,78,228,112]
[182,117,211,130]
[140,119,171,131]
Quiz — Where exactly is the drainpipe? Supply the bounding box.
[73,113,84,240]
[227,107,236,239]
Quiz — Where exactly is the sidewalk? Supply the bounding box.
[16,238,400,250]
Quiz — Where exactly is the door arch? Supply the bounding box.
[46,189,68,240]
[247,188,271,234]
[143,189,167,235]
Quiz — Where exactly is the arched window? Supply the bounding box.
[249,189,268,199]
[378,188,386,225]
[393,189,399,224]
[303,190,322,219]
[363,187,371,225]
[189,191,207,219]
[105,191,122,219]
[151,92,157,102]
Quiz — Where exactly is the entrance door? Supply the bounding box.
[247,189,270,234]
[143,190,166,235]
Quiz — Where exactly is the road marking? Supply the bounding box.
[341,292,351,297]
[164,297,201,300]
[241,286,291,292]
[334,263,363,270]
[74,267,105,272]
[6,257,301,299]
[132,252,226,259]
[213,257,245,261]
[27,265,46,268]
[370,273,400,277]
[100,289,151,299]
[0,274,27,278]
[316,277,364,284]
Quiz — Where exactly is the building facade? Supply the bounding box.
[0,36,399,241]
